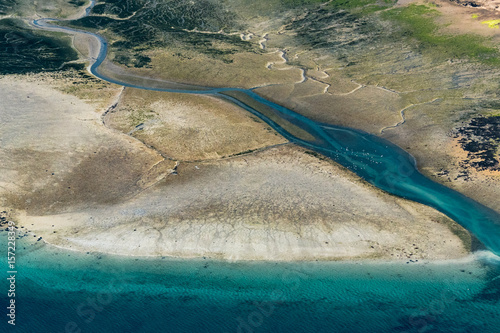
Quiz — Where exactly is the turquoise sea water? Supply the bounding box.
[2,236,500,333]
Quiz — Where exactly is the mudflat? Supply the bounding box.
[0,74,470,260]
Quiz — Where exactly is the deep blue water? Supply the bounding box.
[2,236,500,333]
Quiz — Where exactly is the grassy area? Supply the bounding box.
[67,0,397,67]
[324,0,378,8]
[0,0,15,16]
[280,0,326,6]
[0,0,89,18]
[64,0,251,66]
[383,5,500,65]
[274,0,393,11]
[91,0,145,18]
[282,2,384,70]
[127,108,156,128]
[323,0,395,13]
[0,18,78,74]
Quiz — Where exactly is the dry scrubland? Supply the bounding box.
[105,89,287,161]
[0,75,471,260]
[0,0,88,19]
[136,50,304,89]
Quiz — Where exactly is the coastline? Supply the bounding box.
[6,229,499,333]
[7,224,495,264]
[19,234,490,264]
[3,2,500,333]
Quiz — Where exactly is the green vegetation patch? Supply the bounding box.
[127,108,156,128]
[0,18,79,74]
[279,0,326,6]
[65,0,250,64]
[92,0,146,18]
[323,0,395,13]
[283,5,383,67]
[88,0,237,32]
[0,0,89,18]
[0,0,16,16]
[383,4,500,64]
[279,0,394,12]
[69,0,87,6]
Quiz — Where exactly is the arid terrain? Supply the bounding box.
[0,73,472,260]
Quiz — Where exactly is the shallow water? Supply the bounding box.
[2,236,500,333]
